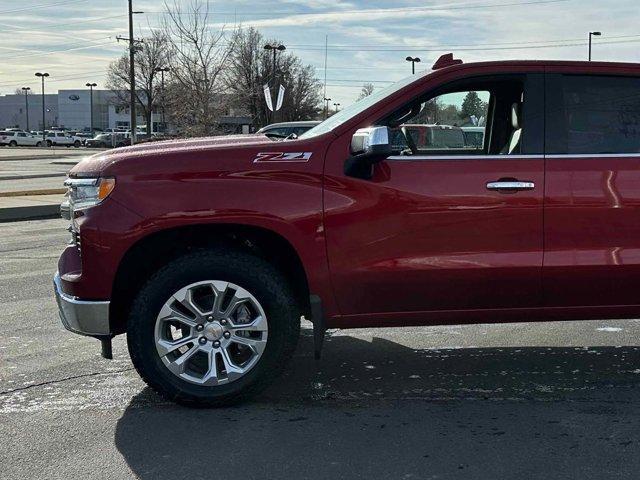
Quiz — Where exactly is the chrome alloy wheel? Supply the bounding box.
[154,281,268,386]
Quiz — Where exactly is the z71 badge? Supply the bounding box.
[253,152,313,163]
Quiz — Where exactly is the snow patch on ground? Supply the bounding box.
[597,327,623,332]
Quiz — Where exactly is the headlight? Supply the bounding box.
[64,177,116,211]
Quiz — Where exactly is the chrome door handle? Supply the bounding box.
[486,180,535,192]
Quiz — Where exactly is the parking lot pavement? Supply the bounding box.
[2,218,640,479]
[0,146,101,161]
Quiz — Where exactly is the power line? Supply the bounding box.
[143,0,571,17]
[287,37,640,52]
[1,38,117,61]
[0,0,89,15]
[288,33,640,50]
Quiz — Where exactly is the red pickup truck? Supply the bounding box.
[55,54,640,406]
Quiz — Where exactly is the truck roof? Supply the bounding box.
[430,53,640,72]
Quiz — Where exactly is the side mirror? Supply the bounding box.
[350,126,393,158]
[345,126,393,179]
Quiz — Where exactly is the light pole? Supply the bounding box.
[263,43,286,123]
[21,87,30,131]
[333,102,341,113]
[406,56,421,74]
[154,67,170,133]
[323,97,331,120]
[35,72,49,144]
[589,31,602,61]
[85,83,97,136]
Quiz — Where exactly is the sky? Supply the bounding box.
[2,0,640,109]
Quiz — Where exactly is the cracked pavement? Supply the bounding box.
[2,218,640,479]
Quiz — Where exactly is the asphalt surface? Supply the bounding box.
[2,219,640,479]
[0,153,82,194]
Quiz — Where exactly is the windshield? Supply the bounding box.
[298,73,424,139]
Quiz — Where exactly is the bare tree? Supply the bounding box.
[357,83,375,101]
[162,0,231,136]
[106,29,169,134]
[225,27,322,129]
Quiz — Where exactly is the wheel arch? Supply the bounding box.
[109,223,312,335]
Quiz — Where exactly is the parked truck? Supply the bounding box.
[55,54,640,406]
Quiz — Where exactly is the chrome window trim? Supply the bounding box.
[387,154,544,161]
[546,153,640,159]
[386,153,640,161]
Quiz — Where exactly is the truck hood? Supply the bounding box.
[71,134,276,175]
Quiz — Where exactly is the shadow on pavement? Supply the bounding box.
[115,331,640,479]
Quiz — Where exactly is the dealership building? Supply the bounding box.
[0,89,160,132]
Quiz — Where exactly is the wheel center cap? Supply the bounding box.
[203,322,224,341]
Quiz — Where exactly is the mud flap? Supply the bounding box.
[309,294,326,360]
[100,336,113,360]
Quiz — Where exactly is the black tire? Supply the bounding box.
[36,141,42,147]
[9,140,17,147]
[127,247,301,407]
[73,140,81,148]
[46,140,52,147]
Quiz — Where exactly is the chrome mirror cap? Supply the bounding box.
[351,126,391,156]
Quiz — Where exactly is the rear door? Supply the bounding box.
[544,71,640,307]
[324,73,546,317]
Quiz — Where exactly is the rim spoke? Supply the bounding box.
[156,335,196,357]
[230,315,267,333]
[158,303,198,328]
[220,347,245,381]
[165,343,201,375]
[211,281,228,316]
[202,349,219,385]
[231,334,266,355]
[223,288,252,318]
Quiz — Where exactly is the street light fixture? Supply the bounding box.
[21,87,30,131]
[333,102,341,113]
[154,67,170,133]
[406,56,421,74]
[35,72,49,144]
[589,31,602,61]
[263,43,286,123]
[323,97,332,120]
[85,82,97,136]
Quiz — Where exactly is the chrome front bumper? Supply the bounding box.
[53,272,111,336]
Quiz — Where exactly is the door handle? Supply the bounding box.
[486,180,535,192]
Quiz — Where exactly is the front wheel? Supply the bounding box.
[36,141,42,147]
[127,248,301,407]
[73,140,81,148]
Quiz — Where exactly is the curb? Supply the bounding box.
[0,204,60,223]
[0,173,67,181]
[0,188,66,198]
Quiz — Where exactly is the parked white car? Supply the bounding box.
[45,131,83,148]
[0,131,44,147]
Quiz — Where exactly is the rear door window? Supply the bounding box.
[546,74,640,154]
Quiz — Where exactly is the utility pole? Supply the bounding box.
[117,1,143,144]
[155,67,170,133]
[35,72,49,144]
[21,87,30,131]
[85,83,97,135]
[589,31,602,61]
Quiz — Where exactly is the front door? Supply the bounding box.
[324,74,545,318]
